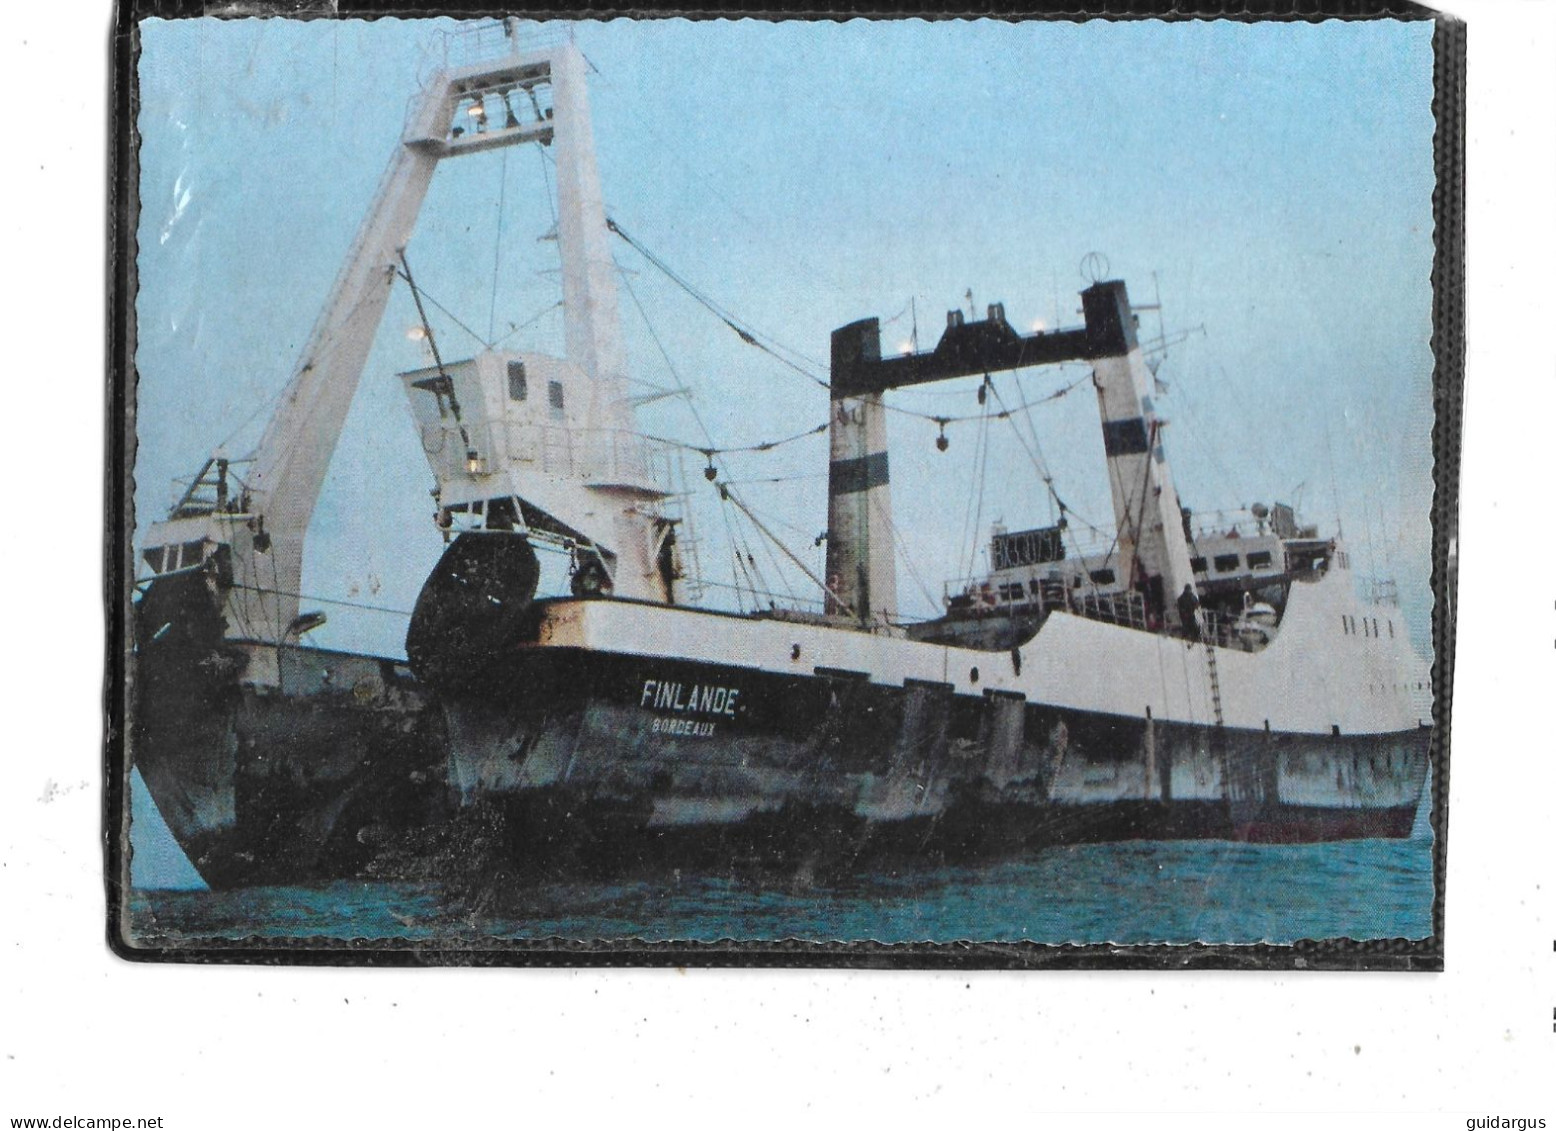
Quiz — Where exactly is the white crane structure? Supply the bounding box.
[139,22,672,687]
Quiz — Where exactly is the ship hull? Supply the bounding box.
[132,632,449,888]
[435,643,1430,876]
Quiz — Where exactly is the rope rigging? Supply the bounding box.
[638,421,828,467]
[605,216,830,390]
[882,368,1093,432]
[487,148,509,343]
[592,184,1119,607]
[488,299,563,350]
[394,267,492,352]
[612,245,775,610]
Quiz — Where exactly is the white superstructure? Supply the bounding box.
[141,23,672,686]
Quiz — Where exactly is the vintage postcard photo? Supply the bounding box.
[113,12,1455,963]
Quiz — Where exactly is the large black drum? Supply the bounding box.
[405,533,541,689]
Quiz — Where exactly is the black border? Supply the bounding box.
[106,0,1464,970]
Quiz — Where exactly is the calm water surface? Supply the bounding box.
[127,832,1433,946]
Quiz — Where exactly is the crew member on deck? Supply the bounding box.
[1177,584,1201,642]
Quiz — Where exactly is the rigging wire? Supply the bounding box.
[393,267,492,352]
[397,250,475,459]
[229,582,413,619]
[956,380,995,581]
[697,576,821,611]
[488,299,564,350]
[487,147,509,344]
[881,369,1093,429]
[966,388,994,580]
[720,471,827,487]
[213,380,291,460]
[616,252,771,609]
[536,137,560,249]
[639,421,828,462]
[717,484,855,617]
[536,145,831,377]
[868,489,940,616]
[223,273,420,464]
[606,217,830,390]
[985,375,1061,517]
[577,59,851,298]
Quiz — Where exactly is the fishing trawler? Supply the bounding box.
[131,22,1432,886]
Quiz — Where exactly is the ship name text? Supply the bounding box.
[640,679,741,718]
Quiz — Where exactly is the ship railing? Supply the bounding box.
[942,574,1052,616]
[1196,608,1275,652]
[1074,590,1150,631]
[1054,529,1119,561]
[1198,608,1236,649]
[942,574,1155,632]
[412,21,569,96]
[431,20,564,71]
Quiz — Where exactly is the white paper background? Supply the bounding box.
[1,1,1550,1125]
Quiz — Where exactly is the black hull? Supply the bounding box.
[132,574,450,888]
[434,645,1432,877]
[447,792,1419,883]
[133,572,1429,887]
[134,671,451,888]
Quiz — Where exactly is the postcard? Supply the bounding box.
[111,10,1458,967]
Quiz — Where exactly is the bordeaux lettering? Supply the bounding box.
[650,718,719,737]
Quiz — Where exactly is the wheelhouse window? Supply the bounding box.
[1189,556,1207,574]
[1213,553,1240,573]
[1246,550,1273,570]
[548,380,565,419]
[507,360,528,401]
[1089,568,1116,585]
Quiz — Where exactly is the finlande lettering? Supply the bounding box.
[639,678,741,718]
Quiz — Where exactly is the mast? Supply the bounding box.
[550,44,633,438]
[1081,282,1197,627]
[825,326,897,627]
[824,389,897,627]
[827,279,1200,631]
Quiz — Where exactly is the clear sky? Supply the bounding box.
[134,16,1439,659]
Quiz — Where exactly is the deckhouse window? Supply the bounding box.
[548,380,565,419]
[1246,550,1273,570]
[1189,556,1207,574]
[507,360,528,401]
[1214,553,1240,573]
[1089,568,1115,585]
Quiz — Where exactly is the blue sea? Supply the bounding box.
[125,775,1434,947]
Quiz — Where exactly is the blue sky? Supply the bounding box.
[134,16,1438,657]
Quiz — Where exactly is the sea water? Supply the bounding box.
[124,774,1434,947]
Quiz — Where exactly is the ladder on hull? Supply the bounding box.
[1204,640,1225,729]
[1204,640,1266,826]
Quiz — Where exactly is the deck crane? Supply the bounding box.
[138,23,672,688]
